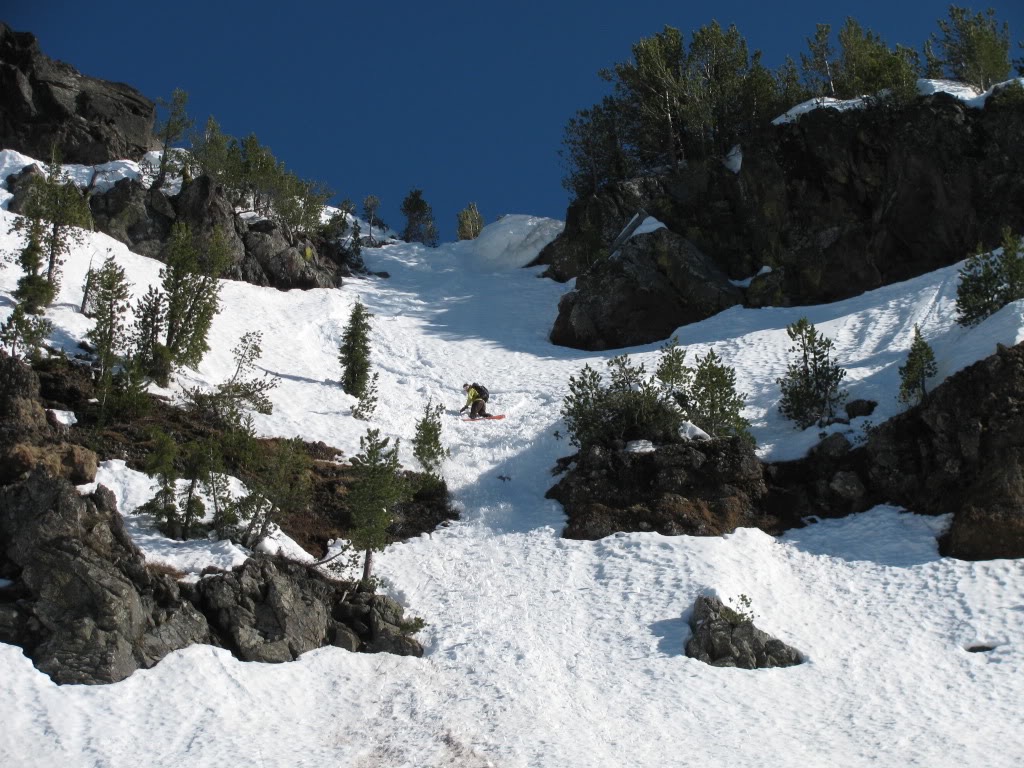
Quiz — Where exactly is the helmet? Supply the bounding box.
[462,383,469,390]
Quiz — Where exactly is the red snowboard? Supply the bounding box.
[461,414,505,422]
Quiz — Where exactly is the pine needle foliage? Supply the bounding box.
[352,371,379,421]
[400,189,439,246]
[339,300,374,398]
[777,318,848,429]
[0,304,53,360]
[930,5,1011,90]
[242,437,313,548]
[11,216,54,314]
[956,228,1024,327]
[456,202,484,240]
[84,255,132,414]
[162,222,229,371]
[184,330,279,428]
[562,351,682,451]
[412,399,449,480]
[8,156,92,303]
[686,349,753,441]
[898,324,937,405]
[348,428,410,582]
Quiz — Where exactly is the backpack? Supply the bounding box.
[472,383,489,402]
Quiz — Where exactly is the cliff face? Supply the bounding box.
[0,23,156,164]
[538,87,1024,350]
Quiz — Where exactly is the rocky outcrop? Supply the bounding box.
[0,469,425,684]
[761,432,872,527]
[0,472,211,684]
[0,354,424,684]
[538,89,1024,350]
[685,595,802,669]
[88,178,176,259]
[87,175,355,290]
[196,557,422,662]
[240,218,339,289]
[0,24,156,164]
[532,176,672,282]
[549,340,1024,561]
[865,341,1024,560]
[549,228,743,350]
[549,438,772,540]
[0,353,98,486]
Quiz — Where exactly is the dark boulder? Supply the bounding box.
[0,471,210,684]
[194,556,421,661]
[89,177,176,259]
[170,174,247,267]
[549,229,743,350]
[550,438,772,540]
[865,341,1024,559]
[685,595,802,669]
[0,23,156,164]
[240,218,339,289]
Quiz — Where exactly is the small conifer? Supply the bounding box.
[456,202,484,240]
[348,428,409,582]
[956,228,1024,327]
[898,325,938,405]
[412,399,450,480]
[339,300,374,398]
[687,349,752,440]
[777,318,848,429]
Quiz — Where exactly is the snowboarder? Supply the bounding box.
[460,382,490,419]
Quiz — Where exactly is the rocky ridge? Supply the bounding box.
[536,87,1024,350]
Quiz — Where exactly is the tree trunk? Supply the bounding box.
[362,548,373,583]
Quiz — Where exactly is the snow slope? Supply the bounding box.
[1,175,1023,767]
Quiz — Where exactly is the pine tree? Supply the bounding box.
[0,304,53,360]
[185,330,279,428]
[400,189,439,246]
[8,155,92,302]
[139,430,180,536]
[348,428,409,582]
[655,335,693,409]
[956,228,1024,326]
[244,437,312,548]
[801,23,837,97]
[834,18,920,101]
[85,255,132,413]
[412,399,450,480]
[456,202,484,240]
[153,88,193,191]
[162,222,228,369]
[189,115,234,184]
[559,96,635,197]
[351,371,379,421]
[777,318,848,429]
[931,6,1011,90]
[362,194,381,245]
[686,349,752,440]
[129,285,169,384]
[898,324,938,405]
[177,440,212,540]
[11,214,54,314]
[339,300,374,397]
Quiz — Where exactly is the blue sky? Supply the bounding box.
[6,1,1023,240]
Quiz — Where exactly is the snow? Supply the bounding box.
[630,215,666,238]
[772,76,1024,125]
[723,144,743,173]
[730,264,773,288]
[2,153,1024,767]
